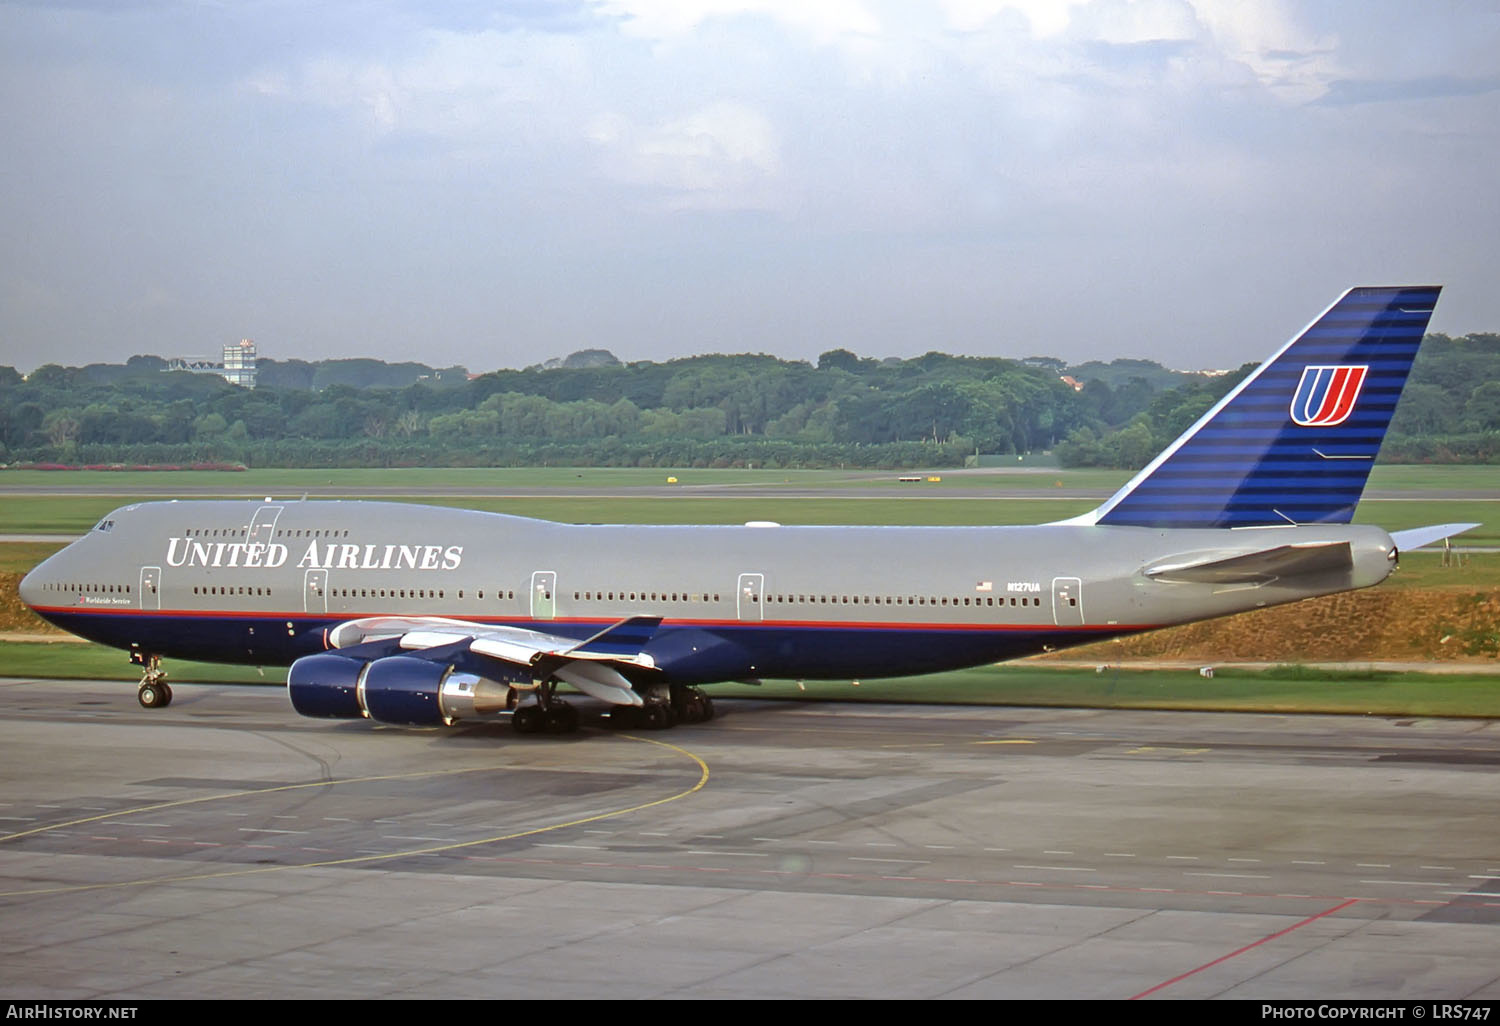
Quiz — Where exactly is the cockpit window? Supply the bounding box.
[94,519,114,532]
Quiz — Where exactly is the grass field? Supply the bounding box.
[4,640,1495,717]
[0,493,1108,533]
[0,640,275,684]
[706,663,1500,719]
[0,541,65,574]
[1,463,1495,541]
[2,462,1496,493]
[0,466,812,491]
[1376,549,1497,589]
[1354,500,1500,547]
[1366,465,1500,491]
[5,495,1497,546]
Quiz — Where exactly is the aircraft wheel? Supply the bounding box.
[138,683,167,709]
[545,703,579,734]
[670,688,712,724]
[608,706,641,729]
[670,687,694,723]
[513,705,544,735]
[157,684,173,708]
[643,703,675,730]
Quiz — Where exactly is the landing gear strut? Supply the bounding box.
[134,654,173,709]
[511,678,578,735]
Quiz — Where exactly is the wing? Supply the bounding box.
[326,614,662,706]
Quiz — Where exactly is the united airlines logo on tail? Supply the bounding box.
[1290,365,1368,427]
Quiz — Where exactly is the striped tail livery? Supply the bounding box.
[1079,285,1441,529]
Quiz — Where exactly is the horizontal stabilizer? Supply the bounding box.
[1147,541,1352,585]
[1390,523,1480,551]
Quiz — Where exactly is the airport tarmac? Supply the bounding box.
[1,678,1498,1000]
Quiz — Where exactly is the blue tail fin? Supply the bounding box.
[1082,285,1440,529]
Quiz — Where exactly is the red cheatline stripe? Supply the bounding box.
[1128,897,1359,1000]
[27,606,1158,634]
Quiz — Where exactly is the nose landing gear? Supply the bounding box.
[133,653,173,709]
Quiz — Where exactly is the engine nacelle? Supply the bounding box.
[288,652,512,727]
[287,651,369,719]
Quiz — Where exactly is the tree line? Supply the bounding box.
[2,333,1496,469]
[1054,332,1500,467]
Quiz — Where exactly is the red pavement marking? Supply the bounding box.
[1129,897,1360,1000]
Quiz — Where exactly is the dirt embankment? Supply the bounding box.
[0,573,65,636]
[3,571,1497,663]
[1062,588,1500,664]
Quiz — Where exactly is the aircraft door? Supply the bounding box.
[304,569,328,614]
[249,505,284,545]
[737,573,764,622]
[1052,576,1083,627]
[139,566,161,611]
[531,571,556,620]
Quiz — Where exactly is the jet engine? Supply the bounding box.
[288,651,512,727]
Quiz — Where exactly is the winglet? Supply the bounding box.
[1068,286,1441,529]
[567,615,664,658]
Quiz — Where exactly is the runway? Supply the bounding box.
[1,678,1498,999]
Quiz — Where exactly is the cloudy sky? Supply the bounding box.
[2,0,1497,374]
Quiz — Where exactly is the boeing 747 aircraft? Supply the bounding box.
[19,286,1476,734]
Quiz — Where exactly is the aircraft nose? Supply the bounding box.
[18,563,46,610]
[19,546,67,612]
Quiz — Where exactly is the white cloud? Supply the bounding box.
[593,0,881,46]
[1192,0,1342,100]
[1067,0,1199,45]
[589,101,783,210]
[5,0,1498,369]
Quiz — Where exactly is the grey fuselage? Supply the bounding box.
[21,499,1399,683]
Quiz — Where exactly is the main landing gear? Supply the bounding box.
[510,681,716,735]
[510,678,579,736]
[606,685,714,731]
[133,653,173,709]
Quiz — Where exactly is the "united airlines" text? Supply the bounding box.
[164,539,464,571]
